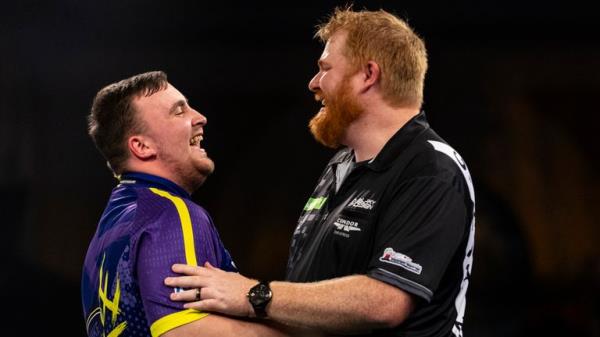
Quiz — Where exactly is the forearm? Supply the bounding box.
[164,264,411,334]
[162,314,314,337]
[266,275,413,333]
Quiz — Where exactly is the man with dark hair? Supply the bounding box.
[81,71,301,337]
[87,71,166,176]
[165,7,475,337]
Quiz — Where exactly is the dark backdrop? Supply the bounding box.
[1,1,598,336]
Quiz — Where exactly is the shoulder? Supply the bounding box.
[128,188,188,228]
[137,187,212,227]
[133,187,180,215]
[407,131,465,175]
[398,132,473,200]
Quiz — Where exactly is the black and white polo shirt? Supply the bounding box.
[286,112,475,337]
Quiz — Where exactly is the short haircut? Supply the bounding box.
[88,71,168,174]
[316,7,428,108]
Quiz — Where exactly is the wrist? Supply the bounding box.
[247,280,272,318]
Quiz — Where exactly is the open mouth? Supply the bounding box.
[315,93,326,107]
[315,93,326,110]
[189,134,203,148]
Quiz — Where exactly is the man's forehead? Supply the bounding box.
[134,83,183,107]
[321,31,347,59]
[328,30,347,46]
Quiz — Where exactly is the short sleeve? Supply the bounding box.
[135,192,218,336]
[367,177,467,302]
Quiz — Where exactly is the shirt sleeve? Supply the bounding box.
[367,176,468,302]
[134,191,218,337]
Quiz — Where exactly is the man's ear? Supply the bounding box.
[128,135,156,160]
[359,61,380,93]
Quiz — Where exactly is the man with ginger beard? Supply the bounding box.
[165,7,476,337]
[309,72,362,148]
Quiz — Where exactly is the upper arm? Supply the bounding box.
[359,275,416,328]
[135,191,230,335]
[367,177,468,302]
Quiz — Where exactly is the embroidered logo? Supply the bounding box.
[379,248,422,275]
[332,217,362,238]
[333,218,361,232]
[347,197,376,210]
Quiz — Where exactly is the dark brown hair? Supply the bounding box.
[88,71,168,174]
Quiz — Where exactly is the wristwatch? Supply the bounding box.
[247,281,272,318]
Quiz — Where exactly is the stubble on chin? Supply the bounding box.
[190,157,214,189]
[163,153,215,193]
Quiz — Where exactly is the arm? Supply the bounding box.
[161,313,313,337]
[165,176,468,333]
[136,193,312,337]
[165,264,414,334]
[268,274,414,332]
[165,175,467,334]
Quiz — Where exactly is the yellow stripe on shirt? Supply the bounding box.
[149,188,198,266]
[150,309,209,337]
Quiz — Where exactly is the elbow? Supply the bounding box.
[383,311,407,329]
[366,307,408,329]
[364,293,414,329]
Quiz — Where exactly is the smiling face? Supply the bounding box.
[131,83,214,192]
[307,30,363,148]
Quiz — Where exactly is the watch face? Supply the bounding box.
[250,283,272,305]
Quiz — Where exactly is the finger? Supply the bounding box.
[204,261,225,273]
[164,275,206,288]
[169,288,199,302]
[183,298,220,311]
[172,263,205,275]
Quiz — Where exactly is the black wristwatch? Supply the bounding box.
[247,281,272,318]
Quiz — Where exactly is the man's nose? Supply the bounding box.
[308,72,321,92]
[191,109,207,126]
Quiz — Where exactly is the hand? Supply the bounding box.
[164,262,257,317]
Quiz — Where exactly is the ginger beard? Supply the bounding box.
[309,74,363,148]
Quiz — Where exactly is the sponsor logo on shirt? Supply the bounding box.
[333,218,361,232]
[332,217,361,238]
[347,197,376,210]
[379,247,422,275]
[304,196,328,211]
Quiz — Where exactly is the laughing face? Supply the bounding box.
[308,30,363,148]
[132,83,214,192]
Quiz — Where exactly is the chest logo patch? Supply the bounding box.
[347,197,376,210]
[332,217,362,238]
[379,248,422,275]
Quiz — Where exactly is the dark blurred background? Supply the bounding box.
[1,0,598,336]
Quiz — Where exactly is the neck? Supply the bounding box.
[124,162,195,194]
[344,105,419,162]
